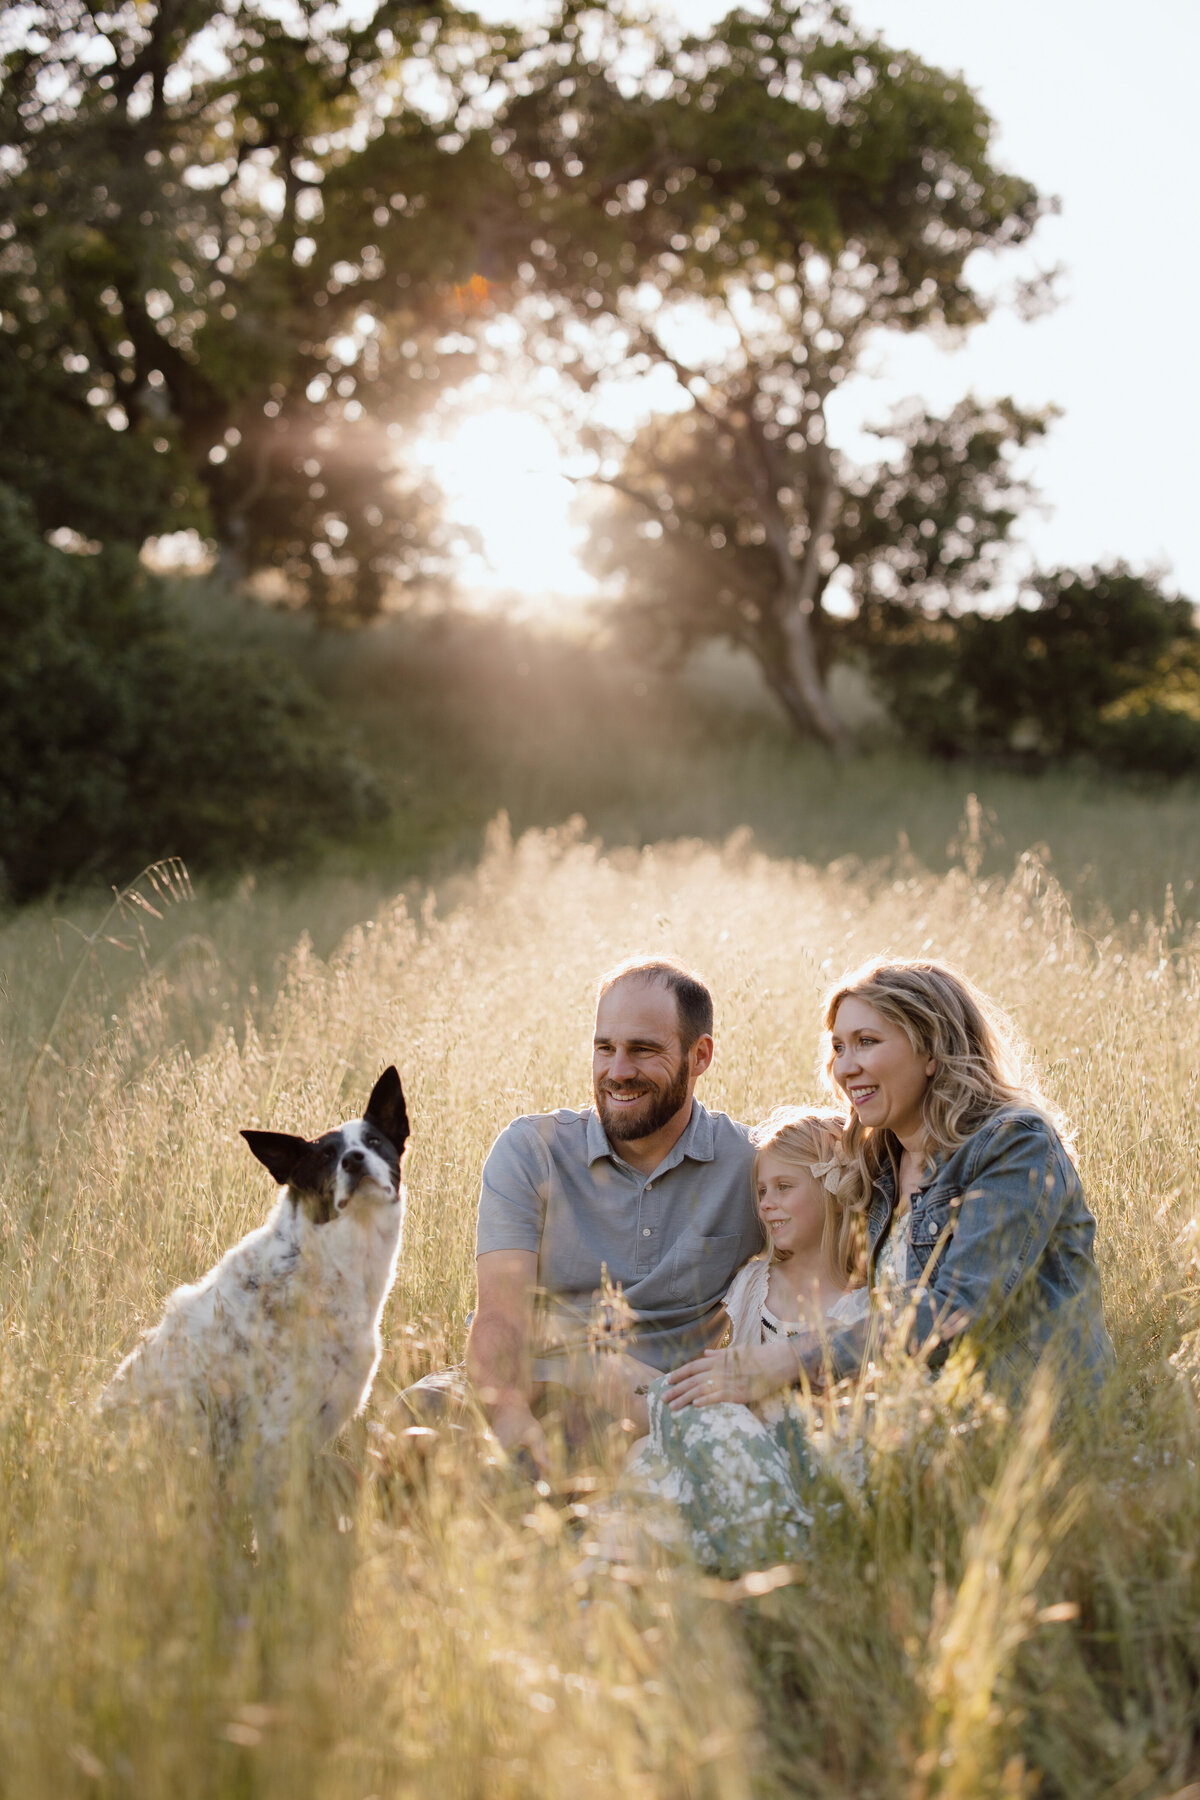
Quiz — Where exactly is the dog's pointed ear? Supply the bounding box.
[364,1065,410,1154]
[241,1130,311,1187]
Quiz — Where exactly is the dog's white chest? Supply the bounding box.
[103,1190,404,1454]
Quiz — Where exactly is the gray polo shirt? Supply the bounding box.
[476,1099,763,1381]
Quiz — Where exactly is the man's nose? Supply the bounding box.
[608,1047,638,1081]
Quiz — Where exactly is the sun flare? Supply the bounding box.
[419,409,594,608]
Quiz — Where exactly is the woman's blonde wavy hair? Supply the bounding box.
[752,1107,866,1287]
[821,958,1063,1216]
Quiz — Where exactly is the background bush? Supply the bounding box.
[0,485,383,902]
[861,565,1200,773]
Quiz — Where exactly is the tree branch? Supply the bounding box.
[632,323,729,432]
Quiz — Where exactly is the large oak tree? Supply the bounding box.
[492,0,1050,747]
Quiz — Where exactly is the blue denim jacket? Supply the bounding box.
[820,1106,1115,1393]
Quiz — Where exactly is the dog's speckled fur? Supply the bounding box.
[102,1068,409,1472]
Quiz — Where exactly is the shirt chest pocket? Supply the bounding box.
[662,1230,742,1307]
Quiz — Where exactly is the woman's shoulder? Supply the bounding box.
[947,1103,1077,1183]
[968,1102,1064,1150]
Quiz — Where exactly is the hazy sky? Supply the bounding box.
[458,0,1200,603]
[818,0,1200,599]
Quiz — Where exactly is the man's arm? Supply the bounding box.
[466,1249,550,1472]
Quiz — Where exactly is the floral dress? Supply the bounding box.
[613,1258,868,1577]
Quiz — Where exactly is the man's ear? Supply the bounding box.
[241,1130,311,1187]
[690,1034,715,1080]
[364,1065,410,1154]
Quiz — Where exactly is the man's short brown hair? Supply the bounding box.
[596,957,714,1049]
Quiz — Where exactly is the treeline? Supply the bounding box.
[2,0,1196,899]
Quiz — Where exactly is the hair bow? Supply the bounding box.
[809,1155,842,1196]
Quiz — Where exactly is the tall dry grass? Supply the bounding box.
[1,819,1198,1799]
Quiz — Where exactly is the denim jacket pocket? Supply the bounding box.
[909,1194,961,1268]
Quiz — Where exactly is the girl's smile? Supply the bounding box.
[756,1150,826,1259]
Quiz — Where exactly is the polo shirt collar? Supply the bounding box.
[586,1108,612,1164]
[586,1098,715,1166]
[678,1099,715,1163]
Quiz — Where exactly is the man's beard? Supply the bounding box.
[595,1055,692,1143]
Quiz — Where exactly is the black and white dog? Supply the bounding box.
[102,1067,409,1472]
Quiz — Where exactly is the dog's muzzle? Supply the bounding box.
[336,1150,399,1209]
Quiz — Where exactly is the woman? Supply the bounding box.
[610,1108,864,1576]
[667,957,1114,1418]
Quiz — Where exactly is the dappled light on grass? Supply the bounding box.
[1,823,1198,1796]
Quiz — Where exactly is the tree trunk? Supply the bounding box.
[759,659,828,740]
[778,578,853,753]
[216,538,246,589]
[757,473,854,755]
[213,430,275,593]
[737,402,854,755]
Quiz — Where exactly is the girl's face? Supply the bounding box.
[756,1150,827,1259]
[829,995,936,1143]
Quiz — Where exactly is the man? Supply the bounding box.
[398,956,763,1471]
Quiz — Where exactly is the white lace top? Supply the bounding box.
[718,1259,865,1420]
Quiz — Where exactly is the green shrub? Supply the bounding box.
[0,485,383,901]
[861,565,1200,774]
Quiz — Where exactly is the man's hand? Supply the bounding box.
[487,1395,551,1476]
[664,1338,808,1412]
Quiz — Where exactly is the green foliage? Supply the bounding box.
[508,0,1042,322]
[0,485,383,901]
[837,398,1053,609]
[0,1,524,614]
[861,564,1200,774]
[0,0,1052,645]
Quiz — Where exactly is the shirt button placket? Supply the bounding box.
[637,1178,659,1277]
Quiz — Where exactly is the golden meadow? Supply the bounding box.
[1,813,1198,1800]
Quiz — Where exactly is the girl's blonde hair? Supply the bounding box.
[752,1107,865,1286]
[821,957,1062,1214]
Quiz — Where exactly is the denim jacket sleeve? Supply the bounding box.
[815,1110,1076,1382]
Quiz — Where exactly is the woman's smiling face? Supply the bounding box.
[829,995,936,1143]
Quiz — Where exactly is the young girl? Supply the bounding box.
[614,1109,863,1575]
[703,1107,862,1409]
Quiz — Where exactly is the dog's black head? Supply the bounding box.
[241,1066,410,1226]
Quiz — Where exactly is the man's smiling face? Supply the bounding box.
[592,978,695,1144]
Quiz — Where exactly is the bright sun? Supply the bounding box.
[417,409,595,608]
